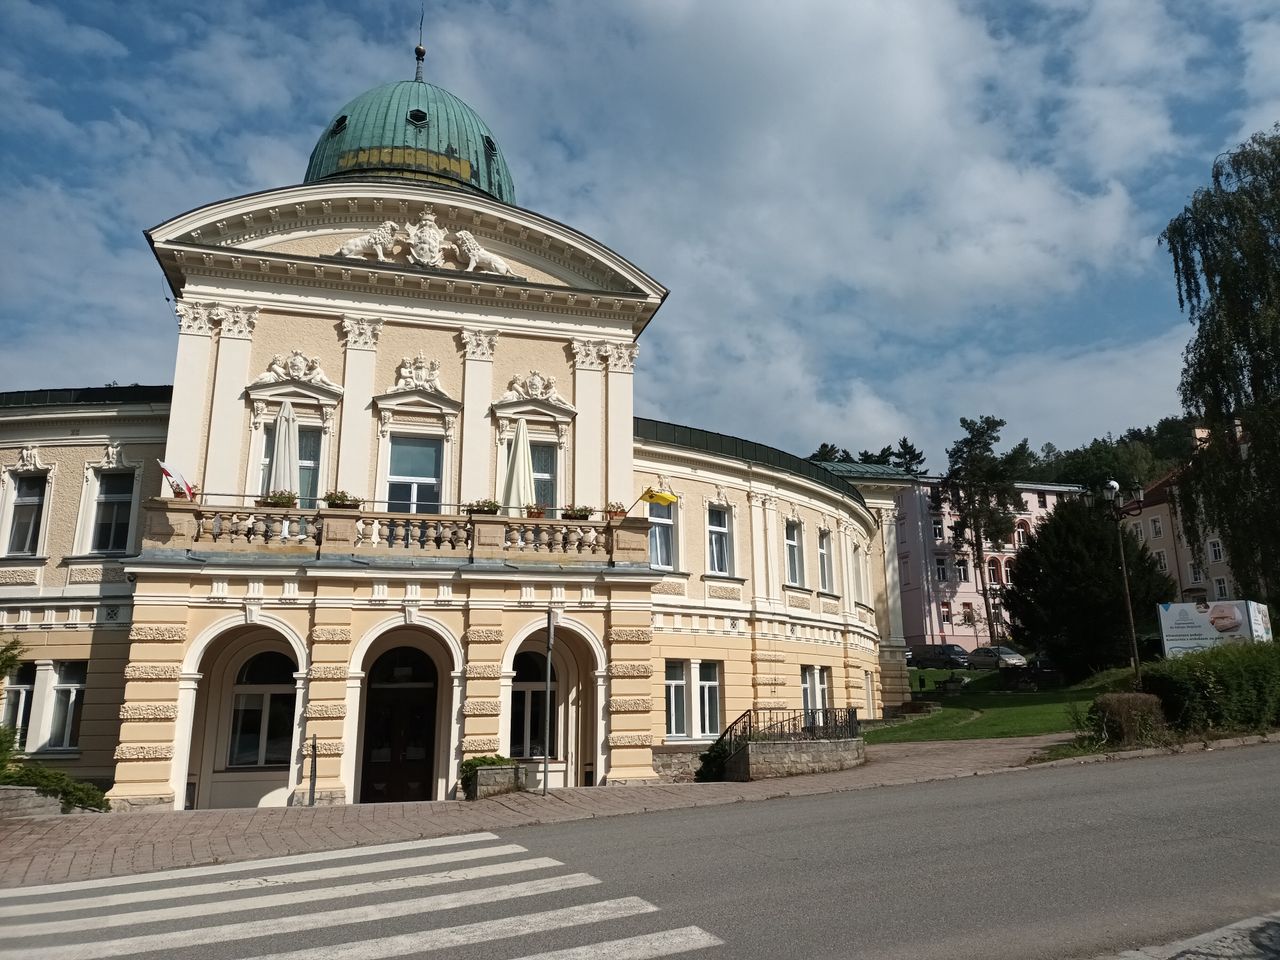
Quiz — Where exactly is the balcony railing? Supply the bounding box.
[140,499,650,567]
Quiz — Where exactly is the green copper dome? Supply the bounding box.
[304,75,515,204]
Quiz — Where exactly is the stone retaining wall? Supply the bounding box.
[467,765,527,800]
[651,742,706,782]
[0,786,62,818]
[726,738,866,781]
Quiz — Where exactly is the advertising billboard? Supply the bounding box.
[1158,600,1273,657]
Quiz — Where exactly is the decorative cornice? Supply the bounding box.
[607,628,652,644]
[461,699,502,716]
[340,316,383,350]
[459,328,498,360]
[124,664,181,681]
[464,628,504,644]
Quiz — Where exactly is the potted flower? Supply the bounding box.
[466,498,502,515]
[257,490,298,508]
[561,504,594,520]
[525,504,547,519]
[606,501,627,520]
[322,490,361,509]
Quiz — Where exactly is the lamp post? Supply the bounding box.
[1087,479,1145,681]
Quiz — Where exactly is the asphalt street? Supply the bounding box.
[7,744,1279,959]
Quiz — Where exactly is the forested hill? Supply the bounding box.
[1018,415,1195,490]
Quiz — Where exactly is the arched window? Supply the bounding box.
[987,557,1003,585]
[228,651,297,768]
[510,651,556,760]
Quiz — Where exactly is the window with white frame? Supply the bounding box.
[955,556,970,582]
[49,662,86,750]
[1154,550,1168,572]
[260,424,323,507]
[987,557,1002,584]
[386,435,443,513]
[1214,577,1229,600]
[1,662,36,748]
[91,472,135,553]
[664,660,687,737]
[818,530,833,592]
[707,506,732,575]
[785,520,804,586]
[932,519,944,541]
[697,662,721,736]
[649,501,675,570]
[940,601,952,625]
[227,652,297,768]
[1150,517,1163,539]
[1130,521,1144,543]
[1037,491,1048,509]
[800,665,830,715]
[7,475,46,556]
[1015,522,1029,547]
[1208,539,1224,563]
[531,442,557,513]
[934,556,948,582]
[961,602,975,624]
[1189,562,1204,584]
[664,660,721,738]
[511,651,557,759]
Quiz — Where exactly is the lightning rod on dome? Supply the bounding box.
[414,6,425,82]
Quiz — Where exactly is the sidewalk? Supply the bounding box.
[0,735,1067,889]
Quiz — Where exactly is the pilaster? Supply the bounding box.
[571,340,606,509]
[334,316,383,497]
[202,305,258,505]
[164,302,216,496]
[603,602,658,784]
[604,343,638,508]
[459,329,498,503]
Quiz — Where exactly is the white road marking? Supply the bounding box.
[509,926,725,958]
[0,831,499,901]
[248,896,660,960]
[5,856,564,936]
[2,873,602,960]
[0,842,528,918]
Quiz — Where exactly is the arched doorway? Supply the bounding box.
[360,646,437,803]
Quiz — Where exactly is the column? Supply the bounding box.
[877,508,910,710]
[458,329,498,503]
[335,317,382,497]
[202,305,258,505]
[571,340,606,509]
[747,492,770,607]
[339,670,364,801]
[163,303,216,496]
[166,671,201,810]
[604,343,638,508]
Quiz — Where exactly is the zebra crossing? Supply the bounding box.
[0,832,723,960]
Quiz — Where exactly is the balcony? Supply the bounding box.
[139,499,651,568]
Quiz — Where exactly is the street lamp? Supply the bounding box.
[1089,479,1145,681]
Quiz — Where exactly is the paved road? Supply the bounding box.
[9,743,1278,959]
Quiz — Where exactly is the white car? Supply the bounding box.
[968,645,1028,669]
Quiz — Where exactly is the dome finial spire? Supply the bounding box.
[414,7,426,82]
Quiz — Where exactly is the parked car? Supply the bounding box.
[908,643,971,670]
[967,645,1028,670]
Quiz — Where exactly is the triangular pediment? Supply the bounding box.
[373,388,462,418]
[246,378,343,406]
[490,397,576,423]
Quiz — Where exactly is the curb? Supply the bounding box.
[1029,732,1276,770]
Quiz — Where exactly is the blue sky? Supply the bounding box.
[2,0,1277,467]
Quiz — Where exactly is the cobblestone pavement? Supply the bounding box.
[0,735,1069,889]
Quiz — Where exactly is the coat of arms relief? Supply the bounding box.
[335,210,520,279]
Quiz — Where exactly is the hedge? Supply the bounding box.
[0,763,110,812]
[459,754,513,792]
[1140,643,1280,733]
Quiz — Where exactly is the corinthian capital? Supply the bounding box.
[571,339,607,372]
[175,301,214,336]
[341,316,383,350]
[214,304,258,339]
[605,342,639,372]
[460,328,498,360]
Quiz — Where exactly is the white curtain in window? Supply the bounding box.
[502,418,537,516]
[269,401,301,496]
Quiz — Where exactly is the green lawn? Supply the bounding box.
[864,670,1134,744]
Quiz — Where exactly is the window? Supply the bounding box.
[800,665,830,716]
[261,425,322,508]
[991,603,1004,632]
[1208,539,1224,564]
[1154,550,1168,572]
[1189,562,1204,584]
[986,557,1002,585]
[92,472,134,553]
[955,556,970,582]
[387,435,442,513]
[1214,577,1229,600]
[1150,517,1163,540]
[961,602,975,625]
[932,519,944,541]
[1015,522,1029,548]
[1,662,36,747]
[649,501,675,570]
[785,520,804,586]
[707,506,732,576]
[818,530,833,592]
[531,442,556,513]
[1036,492,1048,509]
[940,602,952,625]
[898,558,910,588]
[1130,521,1144,543]
[511,651,556,759]
[227,652,297,768]
[664,660,722,739]
[7,475,46,556]
[934,556,948,582]
[49,662,86,750]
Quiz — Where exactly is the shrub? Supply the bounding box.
[1085,692,1167,747]
[258,490,299,507]
[0,764,110,812]
[694,739,731,782]
[459,754,513,796]
[1141,643,1280,733]
[465,499,501,515]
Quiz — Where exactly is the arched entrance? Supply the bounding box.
[360,646,437,803]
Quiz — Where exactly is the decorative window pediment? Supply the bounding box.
[373,357,461,440]
[248,351,343,399]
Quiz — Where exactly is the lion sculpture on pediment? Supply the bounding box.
[452,230,521,278]
[336,221,400,262]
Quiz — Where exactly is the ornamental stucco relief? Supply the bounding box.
[460,329,498,360]
[335,214,523,279]
[607,662,652,678]
[606,733,653,747]
[119,703,179,721]
[252,351,342,393]
[464,663,503,678]
[303,703,347,719]
[388,353,453,397]
[128,625,186,642]
[462,736,500,752]
[498,372,574,411]
[310,627,351,645]
[461,699,502,716]
[340,316,383,350]
[115,744,174,760]
[464,628,504,644]
[607,628,652,644]
[607,698,652,713]
[123,664,181,681]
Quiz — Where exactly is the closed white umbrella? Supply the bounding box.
[269,400,300,498]
[502,418,537,516]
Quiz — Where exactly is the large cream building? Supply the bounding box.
[0,53,908,810]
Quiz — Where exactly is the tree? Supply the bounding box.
[1162,126,1280,602]
[809,442,854,463]
[857,445,892,465]
[890,437,927,476]
[0,636,24,769]
[1003,499,1176,681]
[939,416,1024,646]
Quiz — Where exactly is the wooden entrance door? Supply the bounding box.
[360,647,437,803]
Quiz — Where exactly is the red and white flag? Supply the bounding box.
[157,461,196,500]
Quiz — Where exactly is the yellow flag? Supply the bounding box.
[640,487,678,506]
